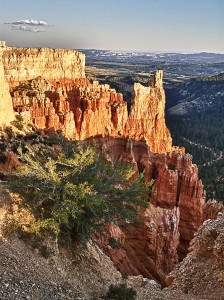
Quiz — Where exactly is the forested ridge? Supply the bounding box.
[166,73,224,202]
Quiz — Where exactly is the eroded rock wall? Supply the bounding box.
[3,46,85,86]
[9,68,172,153]
[91,136,206,284]
[124,71,172,153]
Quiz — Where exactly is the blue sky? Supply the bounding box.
[0,0,223,52]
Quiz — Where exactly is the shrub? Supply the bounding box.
[106,283,136,300]
[4,126,14,138]
[15,114,24,122]
[14,121,24,131]
[108,237,125,250]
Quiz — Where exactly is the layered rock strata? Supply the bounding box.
[0,43,14,125]
[3,46,85,87]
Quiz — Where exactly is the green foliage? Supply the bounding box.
[11,143,151,242]
[193,73,224,81]
[29,218,60,239]
[167,110,224,202]
[106,283,136,300]
[108,237,125,250]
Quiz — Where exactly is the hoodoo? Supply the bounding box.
[3,45,172,153]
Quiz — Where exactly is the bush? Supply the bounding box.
[4,126,14,138]
[15,114,24,122]
[14,121,24,131]
[108,237,125,250]
[106,283,136,300]
[11,143,152,242]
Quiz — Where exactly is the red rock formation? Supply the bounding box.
[203,199,224,220]
[91,136,206,283]
[9,69,172,154]
[99,204,180,285]
[0,151,21,172]
[124,71,172,153]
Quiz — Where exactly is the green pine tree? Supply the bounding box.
[11,142,152,242]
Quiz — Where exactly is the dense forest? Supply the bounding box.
[166,74,224,203]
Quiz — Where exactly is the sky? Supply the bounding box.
[0,0,223,53]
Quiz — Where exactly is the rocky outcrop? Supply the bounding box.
[203,199,224,220]
[99,204,180,285]
[0,43,14,125]
[124,71,172,153]
[92,136,205,284]
[3,46,85,87]
[166,213,224,299]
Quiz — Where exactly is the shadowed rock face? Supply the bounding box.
[91,136,205,284]
[166,213,224,299]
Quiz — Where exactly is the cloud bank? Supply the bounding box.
[5,19,49,33]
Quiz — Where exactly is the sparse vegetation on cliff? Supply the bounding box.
[10,141,151,244]
[106,283,137,300]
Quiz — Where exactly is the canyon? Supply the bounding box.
[0,42,222,285]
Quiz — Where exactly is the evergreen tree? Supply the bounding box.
[11,143,152,242]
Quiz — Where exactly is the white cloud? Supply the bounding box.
[4,19,49,33]
[11,25,45,32]
[6,19,49,27]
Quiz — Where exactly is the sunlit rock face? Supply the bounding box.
[124,71,172,153]
[5,48,172,153]
[0,42,14,125]
[3,46,85,87]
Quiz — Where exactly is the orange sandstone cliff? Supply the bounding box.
[2,43,171,153]
[91,137,205,283]
[0,42,211,283]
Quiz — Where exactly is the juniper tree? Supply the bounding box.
[11,142,152,242]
